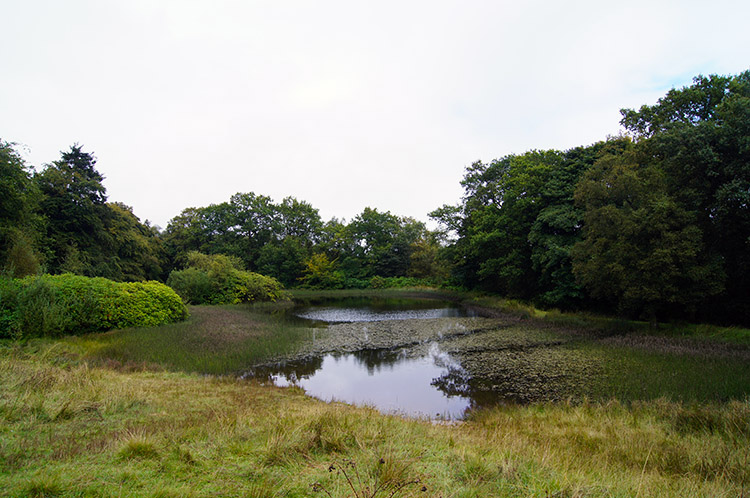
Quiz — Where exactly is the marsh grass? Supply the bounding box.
[588,343,750,403]
[73,304,308,374]
[1,341,749,497]
[464,294,750,346]
[2,292,750,497]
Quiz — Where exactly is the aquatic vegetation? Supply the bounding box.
[250,298,750,410]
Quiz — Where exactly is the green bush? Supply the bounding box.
[164,267,214,304]
[369,276,439,289]
[0,274,187,339]
[166,252,287,305]
[297,253,345,289]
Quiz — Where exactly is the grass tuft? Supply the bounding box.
[117,432,161,461]
[313,456,425,498]
[23,478,65,498]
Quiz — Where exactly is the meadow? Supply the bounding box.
[1,291,749,497]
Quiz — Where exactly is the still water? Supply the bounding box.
[247,297,750,419]
[294,297,477,323]
[263,345,472,419]
[249,299,479,419]
[297,306,470,323]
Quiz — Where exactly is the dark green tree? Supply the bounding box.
[34,144,108,275]
[348,208,425,278]
[256,236,309,286]
[572,150,724,321]
[620,71,750,322]
[433,141,629,306]
[31,145,164,281]
[0,140,41,276]
[102,202,167,281]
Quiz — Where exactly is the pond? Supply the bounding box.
[293,296,478,323]
[252,345,473,420]
[245,296,750,420]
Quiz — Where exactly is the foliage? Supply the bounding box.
[431,70,750,324]
[619,71,750,323]
[433,145,614,308]
[572,149,724,320]
[256,236,309,286]
[161,193,323,274]
[162,199,440,286]
[21,144,168,281]
[166,251,287,304]
[33,144,108,273]
[0,140,42,277]
[407,234,448,281]
[370,276,439,289]
[298,253,346,289]
[0,274,187,338]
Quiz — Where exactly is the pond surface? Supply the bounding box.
[254,344,473,419]
[292,297,477,323]
[296,306,473,323]
[246,296,750,420]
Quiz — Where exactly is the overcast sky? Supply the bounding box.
[2,0,749,229]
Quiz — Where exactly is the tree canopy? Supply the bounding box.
[2,69,748,325]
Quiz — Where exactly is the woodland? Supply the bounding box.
[2,71,749,326]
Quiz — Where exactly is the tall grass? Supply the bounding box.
[1,341,748,497]
[75,304,308,374]
[589,343,750,403]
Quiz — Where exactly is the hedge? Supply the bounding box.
[0,274,188,339]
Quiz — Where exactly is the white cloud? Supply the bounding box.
[2,0,749,227]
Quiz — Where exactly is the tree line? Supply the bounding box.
[0,142,445,289]
[1,70,748,324]
[431,71,750,324]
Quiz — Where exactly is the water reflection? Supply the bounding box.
[295,305,476,323]
[247,344,475,420]
[249,356,323,384]
[350,348,406,374]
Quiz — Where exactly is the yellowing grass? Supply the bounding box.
[1,341,748,498]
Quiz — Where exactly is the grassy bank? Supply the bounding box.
[449,294,750,349]
[1,340,748,498]
[72,304,308,375]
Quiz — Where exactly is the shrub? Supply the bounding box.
[370,276,439,289]
[297,253,345,289]
[369,275,386,289]
[164,267,214,304]
[0,274,187,339]
[231,271,286,303]
[166,252,287,305]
